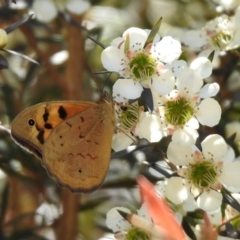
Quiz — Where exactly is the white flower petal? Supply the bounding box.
[199,83,220,98]
[113,79,143,101]
[207,209,222,226]
[190,57,212,79]
[165,177,188,204]
[112,131,134,152]
[182,188,198,212]
[135,112,164,142]
[122,27,148,47]
[137,202,151,222]
[197,189,222,212]
[230,9,240,47]
[155,36,182,64]
[172,127,199,145]
[195,98,221,127]
[201,134,227,160]
[106,207,131,232]
[66,0,90,15]
[176,68,203,96]
[152,69,175,95]
[166,60,187,77]
[182,30,207,48]
[101,47,124,72]
[32,0,58,23]
[220,161,240,189]
[186,117,199,129]
[167,141,193,165]
[222,145,235,163]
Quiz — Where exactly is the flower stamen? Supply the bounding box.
[126,227,150,240]
[119,102,140,131]
[128,51,156,81]
[165,97,194,126]
[187,160,219,189]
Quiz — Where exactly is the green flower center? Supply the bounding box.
[165,97,194,126]
[211,31,232,50]
[204,16,233,50]
[120,102,139,130]
[129,51,156,81]
[126,227,150,240]
[188,160,218,189]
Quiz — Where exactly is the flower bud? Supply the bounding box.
[0,29,7,49]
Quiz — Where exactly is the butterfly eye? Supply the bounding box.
[28,119,35,126]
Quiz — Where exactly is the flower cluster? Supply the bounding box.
[101,13,240,240]
[102,26,222,151]
[165,134,240,212]
[183,6,240,57]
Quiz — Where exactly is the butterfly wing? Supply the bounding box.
[42,99,115,193]
[11,101,98,159]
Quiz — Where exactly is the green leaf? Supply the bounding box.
[208,51,215,62]
[144,17,162,48]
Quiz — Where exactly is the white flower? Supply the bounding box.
[183,7,240,53]
[157,58,221,145]
[101,27,182,101]
[106,203,152,240]
[32,0,90,23]
[165,134,240,212]
[112,102,165,152]
[111,101,139,152]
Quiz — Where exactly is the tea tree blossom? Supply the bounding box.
[165,134,240,212]
[112,101,140,152]
[101,27,182,102]
[183,7,240,55]
[112,102,165,152]
[157,58,221,145]
[106,203,152,240]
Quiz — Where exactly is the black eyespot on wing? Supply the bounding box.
[44,123,53,129]
[28,119,35,126]
[58,106,67,120]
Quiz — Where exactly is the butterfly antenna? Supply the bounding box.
[100,72,112,96]
[89,68,102,96]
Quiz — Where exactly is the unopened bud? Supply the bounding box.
[0,29,7,49]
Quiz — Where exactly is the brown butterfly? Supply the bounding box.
[11,96,115,193]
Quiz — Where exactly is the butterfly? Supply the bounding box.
[11,96,115,193]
